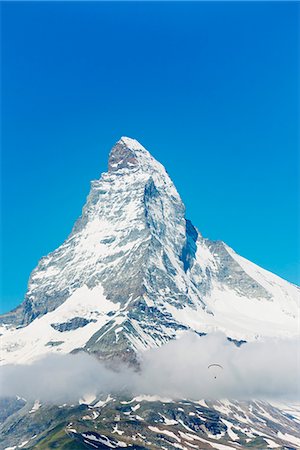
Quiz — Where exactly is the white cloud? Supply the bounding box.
[136,332,300,400]
[0,332,299,403]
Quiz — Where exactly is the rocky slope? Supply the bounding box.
[1,395,300,450]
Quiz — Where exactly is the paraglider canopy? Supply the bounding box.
[208,364,223,379]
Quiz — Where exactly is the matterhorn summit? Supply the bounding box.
[1,137,299,367]
[1,137,300,450]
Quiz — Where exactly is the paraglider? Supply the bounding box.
[208,363,223,379]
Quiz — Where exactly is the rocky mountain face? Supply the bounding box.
[0,137,299,449]
[1,394,300,450]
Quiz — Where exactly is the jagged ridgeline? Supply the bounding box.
[1,137,299,366]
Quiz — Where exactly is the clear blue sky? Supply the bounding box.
[1,1,299,313]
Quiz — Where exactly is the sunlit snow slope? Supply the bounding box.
[1,137,299,365]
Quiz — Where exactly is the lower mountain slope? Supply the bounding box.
[1,234,298,366]
[1,395,300,450]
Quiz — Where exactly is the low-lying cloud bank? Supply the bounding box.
[138,332,300,400]
[0,332,299,403]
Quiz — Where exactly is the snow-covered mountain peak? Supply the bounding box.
[108,136,169,181]
[0,137,299,366]
[108,136,143,172]
[1,137,299,450]
[119,136,145,150]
